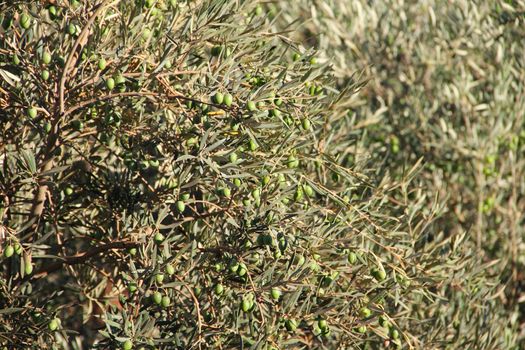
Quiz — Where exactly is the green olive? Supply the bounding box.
[154,232,165,243]
[98,58,107,70]
[122,340,133,350]
[48,318,59,331]
[152,291,162,304]
[270,287,281,301]
[371,268,387,281]
[155,273,164,284]
[224,93,233,107]
[161,295,171,308]
[176,200,185,213]
[318,319,328,331]
[41,70,50,81]
[229,152,238,163]
[241,298,252,313]
[212,92,224,105]
[27,107,37,119]
[13,243,22,255]
[67,23,76,35]
[359,307,371,318]
[246,101,257,112]
[42,51,52,65]
[3,245,14,258]
[347,252,357,264]
[165,264,175,275]
[214,283,224,296]
[106,77,115,90]
[20,14,31,29]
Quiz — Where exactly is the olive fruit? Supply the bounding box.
[154,232,165,243]
[48,6,57,19]
[98,58,107,70]
[41,70,50,81]
[165,264,175,275]
[287,155,299,168]
[220,187,231,198]
[176,200,185,213]
[14,243,22,255]
[67,23,76,35]
[155,273,164,284]
[246,101,257,112]
[355,325,367,334]
[64,187,74,196]
[249,139,258,151]
[144,0,154,8]
[371,268,387,281]
[229,152,238,163]
[214,283,224,296]
[106,77,115,90]
[271,287,281,301]
[161,295,171,308]
[292,52,301,61]
[152,291,162,304]
[25,259,33,275]
[27,107,37,119]
[212,92,224,104]
[3,245,14,258]
[48,318,59,331]
[224,93,233,107]
[391,329,400,340]
[13,54,20,65]
[318,319,328,332]
[122,340,133,350]
[359,307,371,318]
[42,51,52,65]
[128,248,137,255]
[347,252,357,264]
[285,319,298,332]
[301,118,311,130]
[241,298,253,313]
[20,14,31,29]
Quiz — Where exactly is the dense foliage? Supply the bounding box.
[0,0,523,349]
[278,0,525,348]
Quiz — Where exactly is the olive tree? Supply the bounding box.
[0,0,483,349]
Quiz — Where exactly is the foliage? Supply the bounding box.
[277,0,525,348]
[0,0,522,349]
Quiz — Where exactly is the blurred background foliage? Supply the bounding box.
[277,0,525,347]
[0,0,523,349]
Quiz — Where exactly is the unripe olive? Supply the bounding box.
[20,14,31,29]
[106,77,115,90]
[271,287,281,301]
[154,232,165,243]
[41,70,50,81]
[212,92,224,105]
[122,340,133,350]
[246,101,257,112]
[224,93,233,107]
[214,283,224,296]
[26,107,37,119]
[98,58,107,70]
[176,200,185,213]
[165,264,175,275]
[48,318,59,331]
[3,245,14,258]
[152,291,162,304]
[161,295,170,308]
[42,51,52,65]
